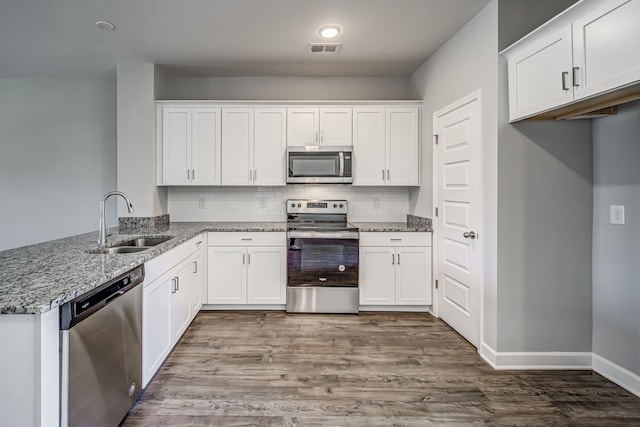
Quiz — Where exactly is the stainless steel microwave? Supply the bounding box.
[287,146,353,184]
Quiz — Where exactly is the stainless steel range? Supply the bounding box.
[286,199,359,314]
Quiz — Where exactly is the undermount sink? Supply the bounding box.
[87,236,174,255]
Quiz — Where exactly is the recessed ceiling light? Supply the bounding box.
[319,25,340,39]
[96,21,116,31]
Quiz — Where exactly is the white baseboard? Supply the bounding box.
[200,304,286,311]
[593,353,640,398]
[359,305,432,313]
[479,342,591,370]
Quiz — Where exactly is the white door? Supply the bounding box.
[434,91,483,348]
[142,272,172,387]
[170,261,192,345]
[287,108,319,146]
[221,108,253,185]
[319,108,352,146]
[572,0,640,100]
[162,107,191,185]
[387,108,420,186]
[359,246,396,305]
[395,246,432,305]
[246,246,286,304]
[254,108,286,185]
[191,107,221,185]
[507,25,574,121]
[353,108,386,186]
[208,246,246,304]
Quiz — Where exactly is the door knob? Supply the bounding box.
[463,231,476,239]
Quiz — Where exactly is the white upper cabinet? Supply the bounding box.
[160,106,221,185]
[506,26,575,121]
[221,107,286,186]
[503,0,640,122]
[287,107,352,146]
[353,107,420,186]
[572,0,640,100]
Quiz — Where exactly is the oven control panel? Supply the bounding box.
[287,199,347,214]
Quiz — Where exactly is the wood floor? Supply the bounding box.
[124,312,640,426]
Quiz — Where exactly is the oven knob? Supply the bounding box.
[297,203,302,208]
[339,204,344,208]
[291,203,295,208]
[333,204,337,208]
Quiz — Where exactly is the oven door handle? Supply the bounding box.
[287,231,359,240]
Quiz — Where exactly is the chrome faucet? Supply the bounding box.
[98,191,134,246]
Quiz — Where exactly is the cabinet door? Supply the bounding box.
[254,108,286,186]
[191,107,221,185]
[319,108,352,146]
[189,250,203,318]
[142,272,172,388]
[387,108,420,186]
[170,262,192,346]
[287,108,319,146]
[246,246,286,304]
[359,246,396,305]
[222,108,254,185]
[208,247,246,304]
[506,25,574,121]
[395,247,432,305]
[353,108,386,186]
[572,0,640,100]
[162,107,191,185]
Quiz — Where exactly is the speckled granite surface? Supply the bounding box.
[352,222,433,232]
[0,222,286,315]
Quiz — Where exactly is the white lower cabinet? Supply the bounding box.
[207,232,286,306]
[142,235,205,387]
[359,232,432,307]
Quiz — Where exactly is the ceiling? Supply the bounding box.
[0,0,491,79]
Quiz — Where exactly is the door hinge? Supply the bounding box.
[433,134,439,145]
[435,207,438,217]
[435,279,439,289]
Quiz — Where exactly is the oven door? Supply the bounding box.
[287,231,359,287]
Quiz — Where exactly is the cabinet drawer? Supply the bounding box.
[208,232,285,246]
[359,232,431,247]
[144,234,204,284]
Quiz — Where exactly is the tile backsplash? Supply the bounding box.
[168,185,409,222]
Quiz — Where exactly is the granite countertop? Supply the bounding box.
[0,222,286,315]
[352,222,433,233]
[0,219,431,315]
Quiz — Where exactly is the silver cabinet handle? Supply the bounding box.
[572,67,580,87]
[463,231,477,239]
[561,71,569,91]
[397,254,400,265]
[249,170,253,181]
[171,278,177,293]
[387,170,390,180]
[382,170,385,180]
[192,169,196,180]
[254,170,257,181]
[176,277,180,291]
[321,129,324,143]
[315,130,318,144]
[243,253,245,264]
[247,253,251,265]
[187,169,191,180]
[392,254,395,265]
[240,238,252,241]
[193,261,198,273]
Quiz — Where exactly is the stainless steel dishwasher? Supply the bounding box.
[60,265,144,427]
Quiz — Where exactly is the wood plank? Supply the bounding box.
[123,312,640,426]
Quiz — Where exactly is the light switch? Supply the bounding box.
[373,197,380,209]
[199,197,206,209]
[610,205,625,225]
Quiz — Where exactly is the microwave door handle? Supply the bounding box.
[339,151,345,177]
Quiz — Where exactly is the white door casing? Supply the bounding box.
[433,90,483,348]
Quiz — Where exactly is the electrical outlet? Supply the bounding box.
[610,205,625,225]
[259,197,267,208]
[199,197,206,209]
[373,197,380,209]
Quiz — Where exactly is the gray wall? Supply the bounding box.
[593,100,640,375]
[409,0,500,348]
[0,75,117,251]
[156,75,416,100]
[496,0,593,352]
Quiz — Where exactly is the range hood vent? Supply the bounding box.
[309,43,341,53]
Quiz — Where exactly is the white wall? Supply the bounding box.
[117,63,167,217]
[593,100,640,376]
[409,0,499,348]
[157,75,415,100]
[0,75,116,251]
[168,185,409,222]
